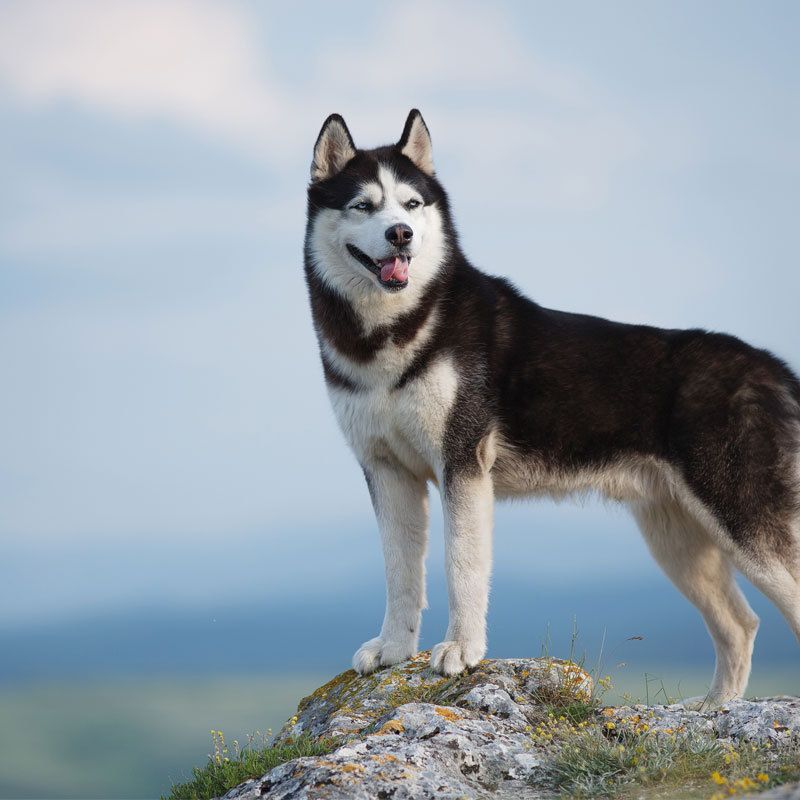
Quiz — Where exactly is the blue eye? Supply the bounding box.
[351,201,372,211]
[405,199,422,210]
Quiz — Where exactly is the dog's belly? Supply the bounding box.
[491,445,670,504]
[328,355,459,481]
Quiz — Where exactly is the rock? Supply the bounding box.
[744,784,800,800]
[272,652,591,748]
[714,697,800,743]
[604,695,800,744]
[220,653,590,799]
[214,654,800,800]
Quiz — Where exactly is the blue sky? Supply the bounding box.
[1,1,799,627]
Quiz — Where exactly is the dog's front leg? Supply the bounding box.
[352,461,429,675]
[431,468,494,675]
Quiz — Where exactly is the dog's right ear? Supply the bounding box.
[311,114,356,182]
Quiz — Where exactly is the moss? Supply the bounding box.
[296,668,362,712]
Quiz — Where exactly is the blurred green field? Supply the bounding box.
[1,667,797,799]
[0,674,326,800]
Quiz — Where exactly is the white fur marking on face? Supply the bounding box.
[308,165,446,333]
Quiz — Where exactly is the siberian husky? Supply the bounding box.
[304,110,800,705]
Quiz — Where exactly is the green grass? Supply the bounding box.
[599,665,800,707]
[164,732,338,800]
[544,719,800,799]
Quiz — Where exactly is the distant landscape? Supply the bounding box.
[2,575,797,799]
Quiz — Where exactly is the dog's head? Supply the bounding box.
[306,110,451,303]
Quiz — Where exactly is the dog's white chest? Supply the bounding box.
[327,354,459,480]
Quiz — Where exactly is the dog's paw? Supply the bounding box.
[430,640,484,676]
[352,637,416,675]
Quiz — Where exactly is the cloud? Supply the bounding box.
[0,0,285,157]
[0,0,639,208]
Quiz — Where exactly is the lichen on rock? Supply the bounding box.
[215,655,800,800]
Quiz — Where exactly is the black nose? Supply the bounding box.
[385,223,413,246]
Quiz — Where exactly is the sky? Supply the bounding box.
[1,0,799,628]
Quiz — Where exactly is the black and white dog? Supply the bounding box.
[304,109,800,705]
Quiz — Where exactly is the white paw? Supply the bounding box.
[352,637,416,675]
[430,640,484,676]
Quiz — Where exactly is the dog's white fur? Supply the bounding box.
[309,158,800,706]
[309,166,446,333]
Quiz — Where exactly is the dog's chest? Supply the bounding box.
[326,347,459,480]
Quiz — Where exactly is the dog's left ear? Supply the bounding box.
[398,109,434,175]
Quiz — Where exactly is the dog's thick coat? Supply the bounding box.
[304,110,800,703]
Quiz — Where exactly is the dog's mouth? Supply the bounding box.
[346,244,410,291]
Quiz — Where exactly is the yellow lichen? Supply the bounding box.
[339,763,365,774]
[434,706,462,722]
[376,719,405,735]
[371,754,400,763]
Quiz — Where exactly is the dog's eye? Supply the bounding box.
[351,201,372,212]
[405,199,422,210]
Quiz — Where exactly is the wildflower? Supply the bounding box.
[604,721,616,730]
[711,771,727,785]
[757,773,769,783]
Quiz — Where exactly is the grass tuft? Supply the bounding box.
[540,718,800,799]
[164,730,337,800]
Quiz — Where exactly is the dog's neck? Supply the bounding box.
[304,262,445,365]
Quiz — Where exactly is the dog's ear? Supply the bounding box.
[398,109,434,175]
[311,114,356,182]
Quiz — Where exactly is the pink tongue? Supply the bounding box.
[379,256,409,283]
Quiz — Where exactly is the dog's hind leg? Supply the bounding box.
[729,533,800,642]
[632,499,760,706]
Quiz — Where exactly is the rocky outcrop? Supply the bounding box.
[215,653,800,800]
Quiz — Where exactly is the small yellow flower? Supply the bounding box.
[710,771,727,785]
[604,721,616,730]
[757,773,769,783]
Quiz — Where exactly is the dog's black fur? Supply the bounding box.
[306,120,800,560]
